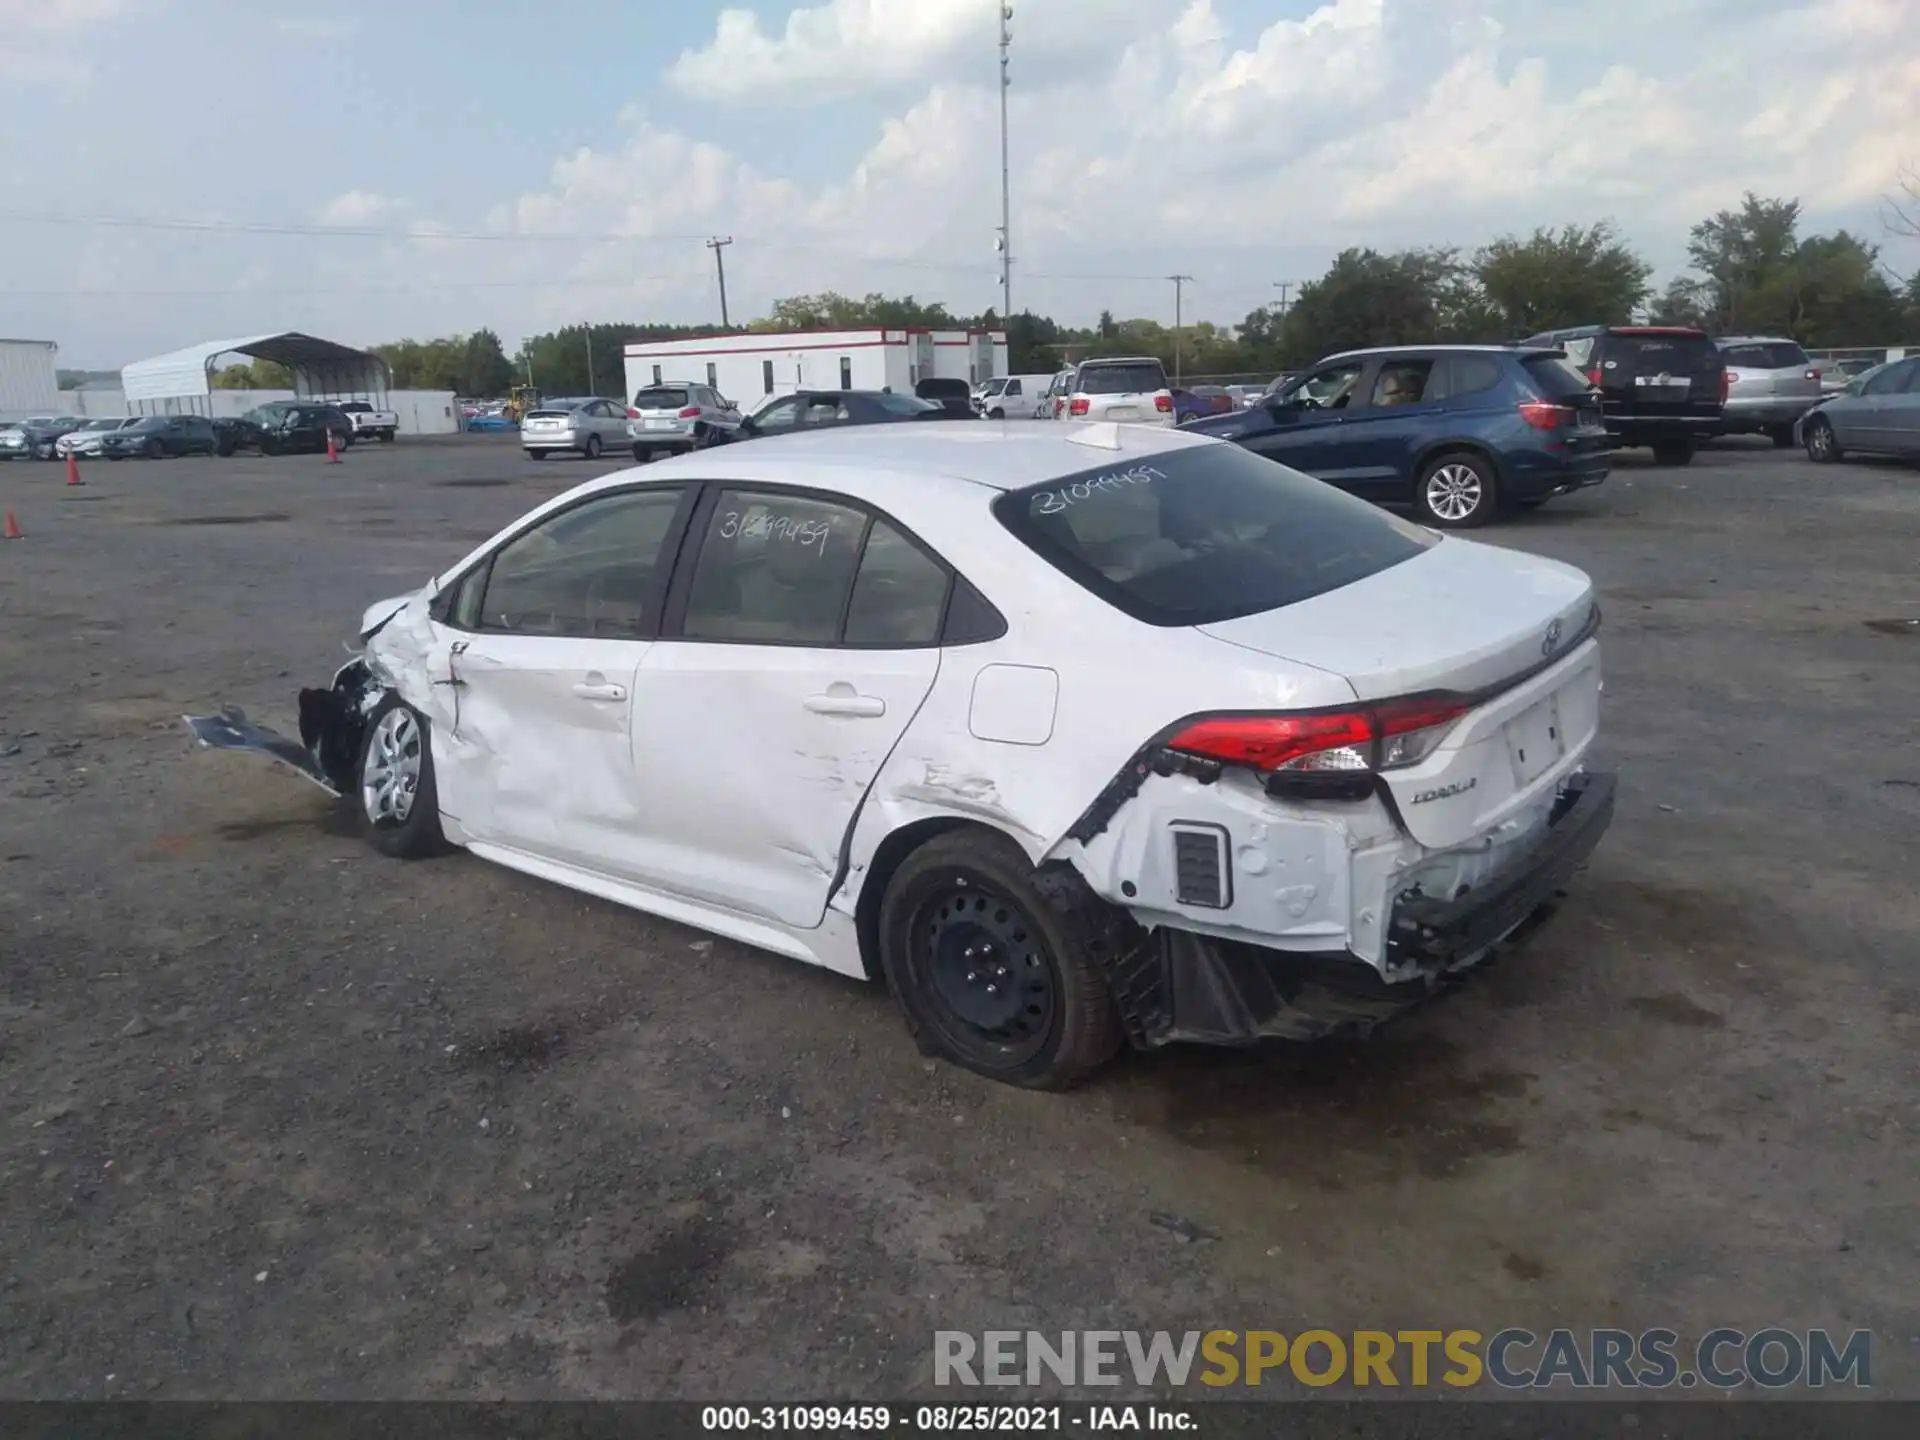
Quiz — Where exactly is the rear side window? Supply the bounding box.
[1444,355,1504,397]
[1520,355,1595,398]
[1078,362,1167,395]
[1720,342,1810,369]
[993,444,1438,628]
[634,387,690,409]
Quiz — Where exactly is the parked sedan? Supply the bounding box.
[239,403,355,456]
[186,423,1613,1090]
[0,414,87,460]
[1797,354,1920,462]
[723,390,947,440]
[1715,336,1823,445]
[100,414,221,459]
[54,416,140,458]
[1183,345,1610,528]
[522,397,635,461]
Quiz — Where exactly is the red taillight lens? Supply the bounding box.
[1069,396,1090,416]
[1154,392,1173,413]
[1805,369,1819,382]
[1167,700,1471,775]
[1585,367,1603,387]
[627,406,640,419]
[1518,401,1573,430]
[1718,371,1730,403]
[678,406,701,418]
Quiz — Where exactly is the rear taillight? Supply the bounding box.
[1069,396,1090,416]
[627,406,640,419]
[1805,369,1819,382]
[1154,392,1173,413]
[1165,697,1471,776]
[1517,400,1574,430]
[1718,370,1731,403]
[1586,367,1603,387]
[678,406,701,418]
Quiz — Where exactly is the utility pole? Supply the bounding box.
[706,236,734,328]
[584,323,595,395]
[1169,274,1193,384]
[997,4,1013,323]
[1272,280,1294,317]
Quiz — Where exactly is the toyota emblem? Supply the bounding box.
[1542,618,1564,655]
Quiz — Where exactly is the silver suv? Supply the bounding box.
[628,382,741,459]
[1717,336,1823,446]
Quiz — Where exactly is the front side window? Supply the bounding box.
[1862,359,1919,395]
[681,491,869,644]
[475,487,686,639]
[993,443,1437,628]
[1283,360,1364,410]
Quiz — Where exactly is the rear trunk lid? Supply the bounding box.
[1598,329,1724,417]
[1196,539,1602,847]
[633,387,695,431]
[1720,341,1819,401]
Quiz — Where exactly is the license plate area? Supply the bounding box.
[645,418,676,429]
[1504,696,1565,787]
[1106,406,1140,420]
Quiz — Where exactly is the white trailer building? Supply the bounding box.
[0,338,62,421]
[622,327,1009,409]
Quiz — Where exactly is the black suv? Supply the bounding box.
[1518,325,1726,465]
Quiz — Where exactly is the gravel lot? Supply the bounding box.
[1,432,1916,1401]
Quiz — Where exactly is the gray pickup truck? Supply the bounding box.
[336,400,399,443]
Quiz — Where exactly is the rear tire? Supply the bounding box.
[1414,452,1498,529]
[1768,424,1796,448]
[584,434,603,459]
[356,696,446,860]
[526,449,546,460]
[632,445,654,463]
[1651,438,1695,466]
[1803,416,1841,463]
[878,828,1125,1090]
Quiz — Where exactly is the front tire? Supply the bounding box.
[1651,438,1695,466]
[989,407,1005,420]
[1803,417,1841,463]
[1415,452,1497,528]
[357,696,445,859]
[878,828,1124,1090]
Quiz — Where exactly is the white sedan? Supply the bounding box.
[188,422,1614,1089]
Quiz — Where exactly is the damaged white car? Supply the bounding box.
[188,423,1614,1089]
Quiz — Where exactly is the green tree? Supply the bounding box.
[1685,193,1804,332]
[1471,221,1652,335]
[1281,248,1463,364]
[458,329,514,397]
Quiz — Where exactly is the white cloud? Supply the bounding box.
[316,191,407,227]
[0,0,135,29]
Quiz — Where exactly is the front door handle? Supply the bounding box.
[572,679,627,701]
[804,691,885,718]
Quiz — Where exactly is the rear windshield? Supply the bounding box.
[992,443,1437,627]
[873,393,941,414]
[1602,332,1720,372]
[1718,341,1809,370]
[633,388,689,408]
[1078,362,1168,395]
[1521,355,1595,398]
[916,379,971,398]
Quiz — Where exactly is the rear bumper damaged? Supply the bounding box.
[1102,772,1616,1048]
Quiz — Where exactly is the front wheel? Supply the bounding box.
[357,697,446,859]
[583,433,603,459]
[1651,438,1695,466]
[878,828,1125,1090]
[988,407,1005,420]
[147,439,165,459]
[1415,453,1497,528]
[1803,417,1841,463]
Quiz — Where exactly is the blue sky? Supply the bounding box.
[3,0,1916,367]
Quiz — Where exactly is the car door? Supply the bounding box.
[624,486,947,927]
[1847,359,1920,452]
[1884,360,1920,454]
[1324,356,1445,498]
[429,484,696,873]
[1239,357,1368,486]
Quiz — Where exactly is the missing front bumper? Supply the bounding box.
[181,660,386,798]
[1107,771,1617,1049]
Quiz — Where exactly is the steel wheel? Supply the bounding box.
[361,706,422,827]
[915,880,1058,1063]
[1423,462,1484,523]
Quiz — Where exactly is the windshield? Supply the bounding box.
[1077,362,1167,395]
[125,418,165,432]
[992,442,1437,627]
[78,418,116,432]
[633,388,690,409]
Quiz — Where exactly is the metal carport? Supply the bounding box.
[120,332,390,416]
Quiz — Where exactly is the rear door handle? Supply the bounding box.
[572,681,627,701]
[804,693,886,718]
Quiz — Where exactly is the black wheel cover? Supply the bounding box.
[907,876,1058,1066]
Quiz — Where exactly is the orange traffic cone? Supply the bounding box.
[65,451,83,486]
[325,431,341,464]
[3,511,22,540]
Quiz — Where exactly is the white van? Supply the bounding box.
[973,373,1058,419]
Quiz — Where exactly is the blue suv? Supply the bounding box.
[1182,345,1611,528]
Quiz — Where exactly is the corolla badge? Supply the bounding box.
[1542,617,1564,656]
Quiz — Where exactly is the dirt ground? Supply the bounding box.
[1,432,1916,1402]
